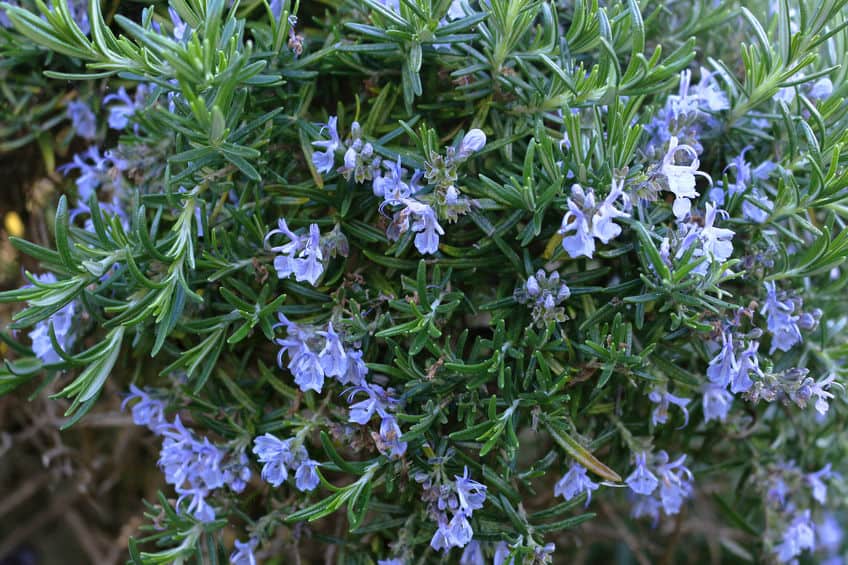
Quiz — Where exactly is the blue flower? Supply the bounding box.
[252,433,294,487]
[346,383,390,424]
[340,349,368,386]
[455,467,487,513]
[559,182,629,258]
[648,386,691,427]
[774,510,816,563]
[67,100,96,140]
[373,157,412,204]
[559,185,596,258]
[295,458,320,492]
[429,517,452,551]
[27,273,77,365]
[732,340,761,394]
[222,450,252,493]
[378,415,407,458]
[805,463,833,504]
[630,493,661,524]
[707,330,737,388]
[702,384,733,423]
[230,538,258,565]
[655,452,694,515]
[493,542,515,565]
[626,452,658,495]
[408,200,445,255]
[312,116,340,175]
[445,511,473,548]
[176,484,216,522]
[554,462,600,506]
[168,7,189,41]
[121,385,166,429]
[459,540,484,565]
[318,322,348,379]
[809,77,833,100]
[761,282,803,353]
[103,85,148,130]
[266,219,326,286]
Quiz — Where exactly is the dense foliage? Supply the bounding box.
[2,0,848,562]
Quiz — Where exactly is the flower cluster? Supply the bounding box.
[122,387,251,522]
[514,269,571,326]
[417,466,487,552]
[252,432,320,491]
[626,451,694,523]
[265,220,348,286]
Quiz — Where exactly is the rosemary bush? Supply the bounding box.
[2,0,848,562]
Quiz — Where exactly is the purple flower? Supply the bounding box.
[430,517,452,551]
[295,458,320,492]
[230,538,258,565]
[626,452,658,495]
[312,116,340,175]
[67,100,96,140]
[554,462,600,506]
[455,467,487,513]
[340,349,368,386]
[648,386,691,427]
[702,384,733,423]
[252,433,294,487]
[408,200,444,255]
[121,384,166,429]
[347,383,390,424]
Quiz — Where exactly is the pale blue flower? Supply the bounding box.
[560,185,596,258]
[626,452,658,495]
[761,282,803,353]
[774,510,816,563]
[493,542,515,565]
[655,452,694,515]
[806,463,833,504]
[455,467,487,513]
[230,538,258,565]
[340,349,368,386]
[378,415,407,458]
[457,128,487,159]
[121,384,166,429]
[318,322,348,378]
[266,219,326,286]
[592,179,629,244]
[295,458,320,492]
[67,100,96,140]
[809,77,833,100]
[373,157,412,204]
[648,386,691,427]
[104,85,148,130]
[252,433,294,487]
[707,330,737,388]
[732,340,761,394]
[27,273,77,365]
[702,384,733,423]
[446,511,473,547]
[700,203,734,262]
[312,116,340,175]
[459,540,484,565]
[554,462,599,506]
